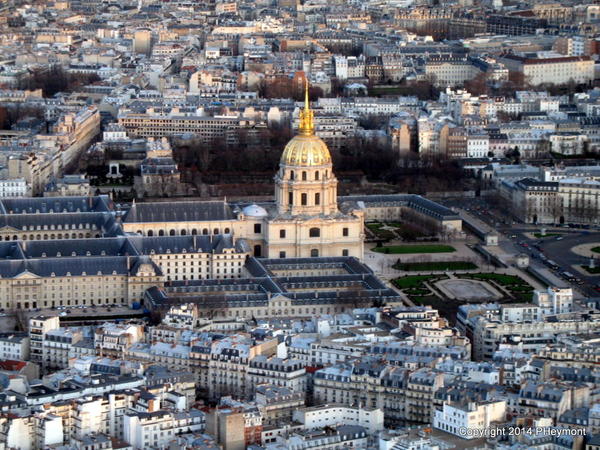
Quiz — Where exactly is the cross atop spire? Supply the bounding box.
[298,77,314,135]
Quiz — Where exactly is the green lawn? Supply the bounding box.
[466,273,534,302]
[392,275,437,289]
[467,273,525,285]
[366,223,383,231]
[393,261,477,272]
[534,233,561,238]
[372,244,456,254]
[366,222,396,241]
[582,265,600,274]
[592,247,600,254]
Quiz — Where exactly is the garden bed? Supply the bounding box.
[582,265,600,274]
[393,261,477,271]
[372,244,456,254]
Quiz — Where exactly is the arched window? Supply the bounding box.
[288,192,293,205]
[290,170,295,180]
[302,171,307,181]
[301,193,307,206]
[159,230,165,236]
[254,245,262,257]
[213,228,219,235]
[191,229,197,235]
[180,229,187,235]
[169,229,176,236]
[224,228,230,234]
[147,230,154,237]
[315,171,319,180]
[315,193,320,205]
[202,229,209,235]
[309,227,320,238]
[311,249,319,257]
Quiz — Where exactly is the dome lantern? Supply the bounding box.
[279,80,332,168]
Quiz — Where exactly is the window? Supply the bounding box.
[254,245,262,257]
[343,227,349,237]
[309,227,320,238]
[280,229,286,238]
[315,193,320,205]
[342,249,349,256]
[311,249,319,257]
[290,170,295,180]
[302,171,307,181]
[279,251,286,258]
[301,193,307,206]
[315,171,319,180]
[254,224,262,233]
[288,192,293,205]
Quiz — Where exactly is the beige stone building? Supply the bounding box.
[0,233,249,310]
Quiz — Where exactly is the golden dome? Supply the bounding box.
[280,78,332,167]
[280,133,332,167]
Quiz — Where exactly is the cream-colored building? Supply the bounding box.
[499,177,600,225]
[499,54,594,86]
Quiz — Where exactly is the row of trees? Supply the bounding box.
[17,65,101,98]
[0,104,45,130]
[170,129,470,196]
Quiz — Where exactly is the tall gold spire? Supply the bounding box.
[298,77,314,135]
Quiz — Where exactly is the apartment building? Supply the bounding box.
[117,107,262,143]
[207,402,263,450]
[54,107,101,168]
[29,315,60,365]
[424,57,482,88]
[500,177,600,225]
[43,327,83,370]
[498,53,594,85]
[293,405,384,433]
[0,178,29,198]
[0,333,30,361]
[468,311,600,360]
[516,382,589,420]
[433,400,506,439]
[255,385,305,428]
[313,362,446,425]
[247,355,307,394]
[123,409,205,448]
[95,323,145,358]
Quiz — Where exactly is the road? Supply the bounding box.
[496,228,599,299]
[440,196,600,300]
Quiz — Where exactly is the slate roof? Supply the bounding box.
[340,194,459,220]
[23,237,135,258]
[123,200,235,223]
[0,195,112,214]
